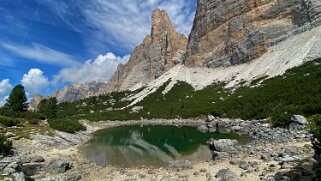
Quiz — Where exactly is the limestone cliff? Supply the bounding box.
[108,9,187,91]
[185,0,321,67]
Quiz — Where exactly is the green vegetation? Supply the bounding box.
[38,97,58,119]
[48,118,86,134]
[55,59,321,127]
[0,134,12,156]
[312,115,321,163]
[4,84,27,112]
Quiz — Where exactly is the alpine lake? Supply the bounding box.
[80,125,250,168]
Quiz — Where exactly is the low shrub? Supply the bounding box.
[312,115,321,163]
[0,116,20,127]
[0,134,12,156]
[48,119,86,134]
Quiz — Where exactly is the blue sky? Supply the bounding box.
[0,0,196,105]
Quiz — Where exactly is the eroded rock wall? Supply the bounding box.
[185,0,321,67]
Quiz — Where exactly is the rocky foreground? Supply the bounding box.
[1,116,320,181]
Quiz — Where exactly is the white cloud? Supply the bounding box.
[36,0,195,52]
[0,96,8,107]
[0,79,12,106]
[0,79,12,97]
[1,42,79,67]
[54,52,129,84]
[21,69,50,97]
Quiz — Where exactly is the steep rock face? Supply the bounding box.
[185,0,321,67]
[53,82,109,103]
[108,9,187,91]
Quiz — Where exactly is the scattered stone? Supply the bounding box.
[39,176,66,181]
[200,168,207,173]
[239,161,250,170]
[206,115,215,122]
[216,168,239,181]
[45,158,71,174]
[166,160,192,169]
[31,155,45,163]
[68,172,82,181]
[240,172,247,177]
[231,126,243,132]
[19,155,31,164]
[279,155,307,162]
[261,154,270,161]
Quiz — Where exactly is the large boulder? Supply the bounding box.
[207,139,238,152]
[289,115,309,133]
[45,159,71,174]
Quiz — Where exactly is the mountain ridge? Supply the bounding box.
[30,1,321,108]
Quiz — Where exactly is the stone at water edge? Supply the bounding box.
[198,125,209,133]
[45,158,71,174]
[206,115,215,122]
[207,139,238,152]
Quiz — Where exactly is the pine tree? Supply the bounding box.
[38,97,58,118]
[5,84,27,112]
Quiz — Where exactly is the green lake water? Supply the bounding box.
[80,125,249,167]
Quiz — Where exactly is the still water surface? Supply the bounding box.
[81,125,249,167]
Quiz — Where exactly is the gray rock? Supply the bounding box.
[291,115,308,125]
[279,155,307,162]
[198,125,209,133]
[231,126,243,132]
[216,168,240,181]
[12,172,25,181]
[31,155,45,163]
[19,155,31,164]
[207,139,238,152]
[68,172,82,181]
[3,167,16,175]
[39,176,66,181]
[206,115,215,122]
[45,158,71,174]
[166,160,192,169]
[239,161,250,170]
[200,168,207,173]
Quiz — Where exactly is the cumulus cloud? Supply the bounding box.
[21,69,50,97]
[54,52,129,84]
[0,79,12,97]
[36,0,196,52]
[0,79,12,106]
[1,42,79,67]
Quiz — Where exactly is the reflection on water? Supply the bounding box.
[80,125,249,167]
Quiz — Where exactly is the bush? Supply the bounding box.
[38,97,58,119]
[312,115,321,162]
[0,134,12,156]
[48,119,86,134]
[0,116,20,127]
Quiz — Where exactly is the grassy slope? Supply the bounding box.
[55,58,321,126]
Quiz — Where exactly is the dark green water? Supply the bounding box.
[81,125,249,167]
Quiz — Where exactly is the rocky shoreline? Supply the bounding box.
[1,116,319,181]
